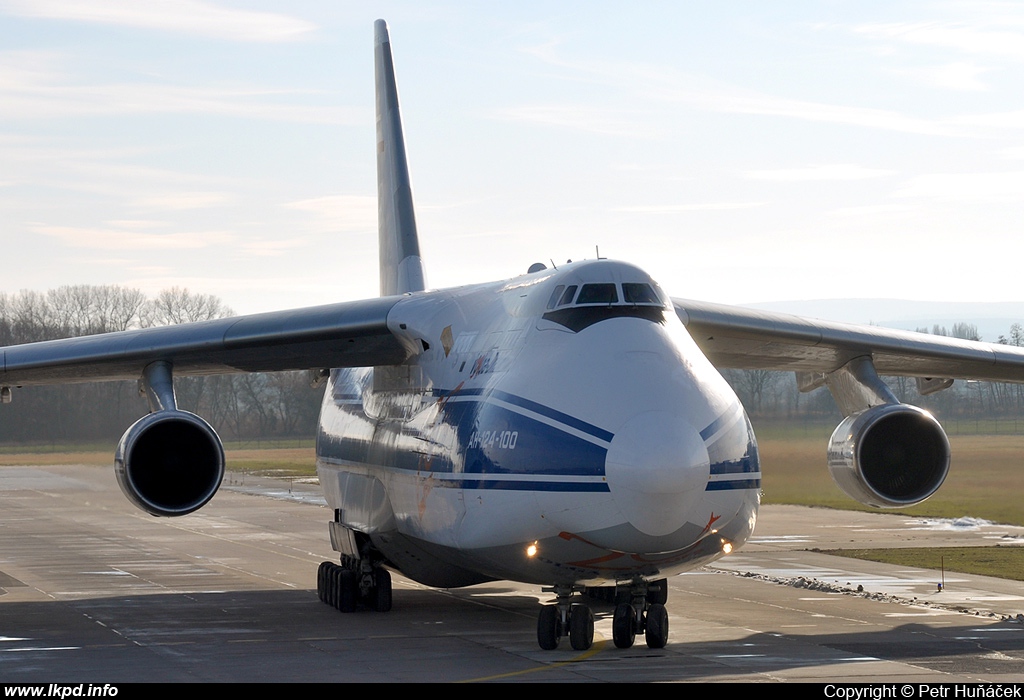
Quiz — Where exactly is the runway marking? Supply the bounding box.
[3,647,80,652]
[458,636,608,682]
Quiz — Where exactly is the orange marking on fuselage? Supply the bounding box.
[557,531,632,567]
[554,530,713,570]
[417,455,436,519]
[700,512,721,535]
[436,381,465,411]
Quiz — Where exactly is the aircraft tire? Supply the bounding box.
[537,605,560,650]
[645,603,669,649]
[569,604,594,651]
[370,567,392,612]
[612,603,636,649]
[317,561,331,603]
[326,565,340,607]
[337,569,358,613]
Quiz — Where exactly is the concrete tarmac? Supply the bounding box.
[1,464,1022,683]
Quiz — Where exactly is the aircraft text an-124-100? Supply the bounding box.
[4,20,1024,652]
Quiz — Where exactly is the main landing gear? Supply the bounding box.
[536,585,595,651]
[535,578,670,651]
[317,557,392,613]
[611,578,669,650]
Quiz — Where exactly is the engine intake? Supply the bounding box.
[115,410,225,517]
[827,403,949,508]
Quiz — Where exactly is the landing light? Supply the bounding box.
[526,542,538,558]
[721,541,733,555]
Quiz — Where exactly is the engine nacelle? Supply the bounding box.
[115,410,225,517]
[827,403,950,508]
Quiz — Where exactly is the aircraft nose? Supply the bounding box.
[604,411,710,537]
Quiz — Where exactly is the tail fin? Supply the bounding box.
[374,19,426,297]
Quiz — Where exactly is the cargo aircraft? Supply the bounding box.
[4,20,1024,652]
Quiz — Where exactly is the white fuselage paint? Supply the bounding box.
[316,259,760,588]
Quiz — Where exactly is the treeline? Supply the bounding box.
[0,285,323,445]
[721,321,1024,424]
[7,286,1022,444]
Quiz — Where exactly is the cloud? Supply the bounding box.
[240,239,308,258]
[0,59,361,123]
[134,192,230,210]
[655,85,961,137]
[896,171,1024,201]
[611,202,765,212]
[32,223,235,250]
[897,62,994,91]
[853,21,1024,60]
[285,194,377,233]
[949,109,1024,130]
[0,0,316,42]
[490,104,655,137]
[745,164,897,181]
[521,42,964,137]
[1000,146,1024,160]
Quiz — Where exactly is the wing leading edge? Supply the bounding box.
[1,296,410,387]
[675,297,1024,383]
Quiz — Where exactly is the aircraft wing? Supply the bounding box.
[1,296,410,387]
[675,297,1024,383]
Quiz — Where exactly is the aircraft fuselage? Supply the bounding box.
[316,259,761,589]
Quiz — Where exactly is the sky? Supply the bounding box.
[2,1,1023,316]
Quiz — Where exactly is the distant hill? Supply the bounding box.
[742,299,1024,343]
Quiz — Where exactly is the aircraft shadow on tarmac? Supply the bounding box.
[2,588,1023,682]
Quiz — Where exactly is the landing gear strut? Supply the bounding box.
[536,585,595,651]
[317,557,392,613]
[612,578,669,649]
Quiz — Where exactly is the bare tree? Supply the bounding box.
[144,287,233,326]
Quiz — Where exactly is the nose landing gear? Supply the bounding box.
[537,585,595,651]
[535,578,669,651]
[612,578,669,649]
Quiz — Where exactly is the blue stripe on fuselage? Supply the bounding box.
[706,478,761,491]
[701,407,761,491]
[319,387,610,483]
[322,380,760,493]
[435,387,614,443]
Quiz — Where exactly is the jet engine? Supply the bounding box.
[115,410,225,517]
[826,403,949,508]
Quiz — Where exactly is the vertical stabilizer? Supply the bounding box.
[375,20,426,297]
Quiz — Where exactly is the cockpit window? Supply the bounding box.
[576,283,618,304]
[546,285,565,310]
[622,283,661,304]
[557,285,578,307]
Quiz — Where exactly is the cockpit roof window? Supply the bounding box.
[622,283,661,305]
[576,283,618,305]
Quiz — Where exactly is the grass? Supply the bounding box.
[756,424,1024,527]
[0,441,318,475]
[754,419,1024,581]
[223,447,317,477]
[823,547,1024,583]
